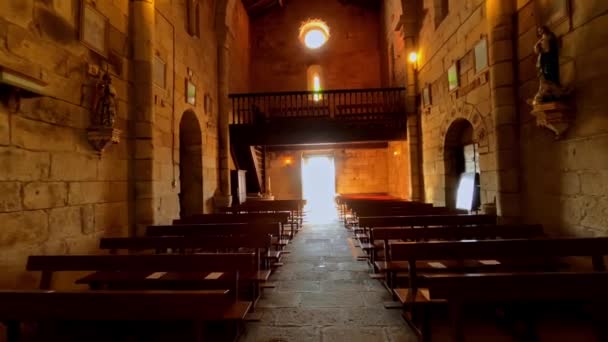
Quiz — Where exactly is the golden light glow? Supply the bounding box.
[284,157,293,166]
[408,52,418,64]
[299,19,330,49]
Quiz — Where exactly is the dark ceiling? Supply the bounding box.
[242,0,380,18]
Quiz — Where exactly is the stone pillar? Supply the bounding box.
[405,55,424,202]
[401,0,424,202]
[214,28,232,208]
[486,0,521,219]
[131,0,156,234]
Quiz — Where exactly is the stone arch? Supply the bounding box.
[443,119,476,209]
[179,110,204,218]
[438,100,490,156]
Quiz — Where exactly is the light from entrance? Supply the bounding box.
[301,155,337,223]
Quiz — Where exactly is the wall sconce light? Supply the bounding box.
[393,150,401,156]
[408,51,419,71]
[284,157,293,166]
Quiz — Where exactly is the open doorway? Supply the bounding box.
[444,119,480,211]
[179,110,204,218]
[301,154,337,223]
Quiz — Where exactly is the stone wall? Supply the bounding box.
[0,0,223,288]
[517,0,608,235]
[154,0,221,221]
[0,0,131,288]
[229,0,251,94]
[381,0,408,87]
[250,0,383,92]
[335,148,389,194]
[387,141,410,199]
[266,147,390,200]
[416,0,494,207]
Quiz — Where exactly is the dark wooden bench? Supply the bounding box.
[220,200,306,236]
[389,237,608,340]
[174,213,290,252]
[99,235,273,304]
[358,214,497,263]
[372,224,545,285]
[0,289,245,342]
[424,272,608,342]
[145,222,285,267]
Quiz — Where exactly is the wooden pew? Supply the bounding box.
[27,253,255,291]
[359,214,497,264]
[388,237,608,340]
[172,214,288,260]
[373,224,545,287]
[424,272,608,342]
[145,222,285,267]
[0,289,243,342]
[98,235,273,304]
[220,200,306,236]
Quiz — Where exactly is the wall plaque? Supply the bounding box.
[80,3,108,57]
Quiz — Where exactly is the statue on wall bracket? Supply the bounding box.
[528,26,573,139]
[87,70,121,155]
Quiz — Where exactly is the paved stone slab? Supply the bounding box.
[239,219,412,342]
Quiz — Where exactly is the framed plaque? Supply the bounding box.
[80,3,108,57]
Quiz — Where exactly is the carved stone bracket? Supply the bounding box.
[87,126,121,155]
[529,101,573,139]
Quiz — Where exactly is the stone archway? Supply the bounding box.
[179,111,204,218]
[443,119,478,210]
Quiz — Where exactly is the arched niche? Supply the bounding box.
[179,110,204,218]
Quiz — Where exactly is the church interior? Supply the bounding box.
[0,0,608,341]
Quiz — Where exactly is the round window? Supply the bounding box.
[299,20,330,49]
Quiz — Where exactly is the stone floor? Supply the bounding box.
[239,218,417,342]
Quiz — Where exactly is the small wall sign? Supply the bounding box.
[80,3,108,57]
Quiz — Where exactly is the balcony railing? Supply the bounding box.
[229,87,406,125]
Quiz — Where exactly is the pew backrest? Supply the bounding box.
[146,222,280,238]
[359,214,497,229]
[27,253,256,289]
[373,224,544,242]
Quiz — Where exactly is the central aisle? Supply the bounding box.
[239,220,416,342]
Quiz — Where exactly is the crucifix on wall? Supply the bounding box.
[187,0,200,37]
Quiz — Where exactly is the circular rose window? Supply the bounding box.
[299,20,330,49]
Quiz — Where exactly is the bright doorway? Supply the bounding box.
[301,154,337,223]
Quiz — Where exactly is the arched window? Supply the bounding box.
[307,65,323,101]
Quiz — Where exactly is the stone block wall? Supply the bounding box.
[517,0,608,235]
[250,0,383,92]
[266,147,390,200]
[153,0,221,222]
[387,141,410,199]
[415,0,494,207]
[0,0,227,288]
[335,148,389,194]
[381,0,408,88]
[0,0,131,288]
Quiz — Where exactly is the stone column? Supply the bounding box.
[214,27,232,208]
[405,54,424,202]
[131,0,156,234]
[486,0,521,219]
[401,0,424,202]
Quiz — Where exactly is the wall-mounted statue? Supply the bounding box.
[532,26,565,105]
[93,71,117,127]
[87,70,120,155]
[528,26,573,139]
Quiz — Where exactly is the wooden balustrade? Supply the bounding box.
[229,87,406,125]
